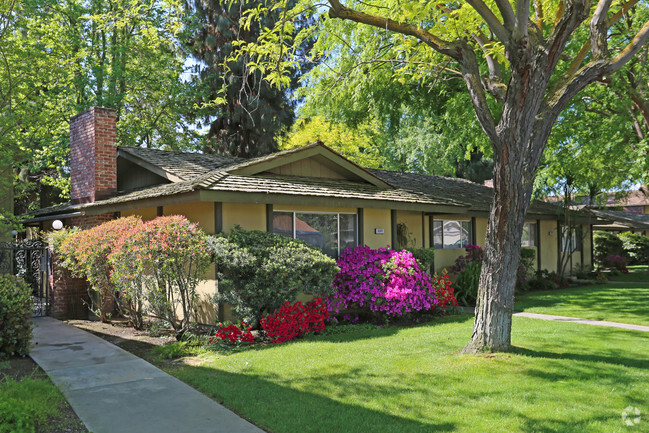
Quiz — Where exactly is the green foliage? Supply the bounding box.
[0,374,66,433]
[279,116,386,168]
[210,227,339,326]
[593,231,625,266]
[404,247,435,273]
[2,0,198,214]
[0,275,33,360]
[452,261,481,306]
[527,270,570,291]
[186,0,309,157]
[110,216,212,334]
[617,232,649,265]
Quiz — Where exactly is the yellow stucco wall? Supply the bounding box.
[121,207,158,221]
[363,208,391,249]
[539,219,559,272]
[395,210,424,248]
[164,202,215,234]
[475,218,488,248]
[222,202,266,232]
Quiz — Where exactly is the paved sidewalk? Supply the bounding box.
[513,312,649,332]
[30,317,265,433]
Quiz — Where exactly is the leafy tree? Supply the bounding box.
[1,0,196,213]
[229,0,649,352]
[279,116,386,168]
[187,0,307,157]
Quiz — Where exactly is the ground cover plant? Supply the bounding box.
[515,283,649,326]
[0,359,88,433]
[165,315,649,433]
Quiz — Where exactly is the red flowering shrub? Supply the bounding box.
[209,322,254,344]
[431,271,458,311]
[603,254,629,273]
[57,217,143,323]
[260,298,329,343]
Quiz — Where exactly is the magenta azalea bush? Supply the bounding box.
[329,245,455,317]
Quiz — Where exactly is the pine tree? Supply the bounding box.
[188,0,298,158]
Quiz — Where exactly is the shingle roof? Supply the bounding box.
[119,147,242,180]
[32,144,563,218]
[588,208,649,230]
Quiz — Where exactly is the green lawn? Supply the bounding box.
[167,316,649,433]
[515,283,649,325]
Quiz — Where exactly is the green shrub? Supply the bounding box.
[593,231,625,267]
[618,232,649,265]
[453,261,481,306]
[516,247,536,292]
[527,269,570,291]
[0,275,33,359]
[210,227,339,326]
[405,247,435,273]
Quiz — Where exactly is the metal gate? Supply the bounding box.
[0,240,50,317]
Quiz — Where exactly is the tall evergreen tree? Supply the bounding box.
[188,1,298,157]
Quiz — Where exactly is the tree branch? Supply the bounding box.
[473,32,506,101]
[533,0,544,32]
[566,0,641,76]
[610,19,649,70]
[494,0,516,31]
[465,0,510,45]
[513,0,530,42]
[590,0,613,59]
[327,0,461,60]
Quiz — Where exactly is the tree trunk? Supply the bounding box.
[461,141,530,353]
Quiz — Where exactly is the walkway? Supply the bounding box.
[513,312,649,332]
[30,317,265,433]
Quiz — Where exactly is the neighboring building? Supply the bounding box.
[26,107,596,321]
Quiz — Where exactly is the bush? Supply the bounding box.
[617,232,649,265]
[329,245,454,317]
[593,231,625,267]
[405,247,435,273]
[527,270,570,291]
[56,217,143,322]
[210,227,339,326]
[0,275,33,359]
[453,261,481,306]
[602,254,629,273]
[110,215,212,335]
[516,248,536,292]
[209,322,254,344]
[260,298,329,343]
[450,244,484,274]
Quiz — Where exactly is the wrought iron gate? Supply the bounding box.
[0,240,50,316]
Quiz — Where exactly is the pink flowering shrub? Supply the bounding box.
[329,245,457,317]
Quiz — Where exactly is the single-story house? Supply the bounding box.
[27,107,597,321]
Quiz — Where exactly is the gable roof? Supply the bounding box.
[31,142,567,220]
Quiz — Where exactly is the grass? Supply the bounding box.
[165,316,649,433]
[606,269,649,283]
[515,283,649,326]
[0,361,69,433]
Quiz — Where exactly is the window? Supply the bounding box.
[272,211,358,257]
[521,222,537,247]
[561,227,582,253]
[432,220,472,249]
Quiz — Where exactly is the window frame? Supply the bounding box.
[521,222,537,247]
[432,219,472,249]
[272,210,358,257]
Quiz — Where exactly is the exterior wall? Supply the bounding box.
[475,217,488,248]
[395,210,423,248]
[70,107,117,204]
[362,208,391,249]
[539,219,559,272]
[222,202,266,232]
[121,207,158,221]
[164,202,215,234]
[268,158,347,179]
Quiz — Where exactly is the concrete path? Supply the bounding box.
[513,312,649,332]
[30,317,265,433]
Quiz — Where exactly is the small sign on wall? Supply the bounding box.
[375,228,385,234]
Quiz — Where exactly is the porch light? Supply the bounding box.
[52,220,64,230]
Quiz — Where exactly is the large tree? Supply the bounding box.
[187,0,305,157]
[232,0,649,352]
[1,0,195,213]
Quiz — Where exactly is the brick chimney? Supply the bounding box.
[70,107,117,204]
